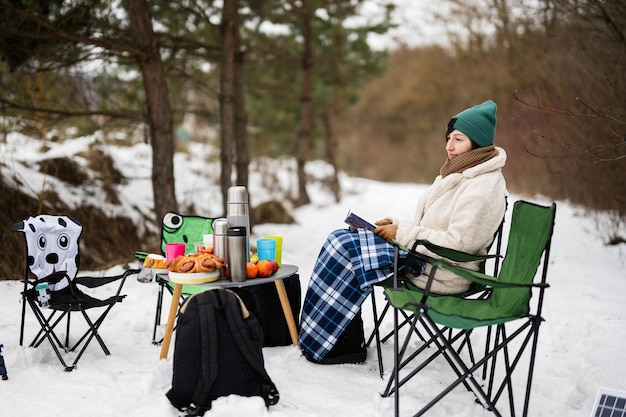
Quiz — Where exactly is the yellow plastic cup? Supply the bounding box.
[263,235,283,265]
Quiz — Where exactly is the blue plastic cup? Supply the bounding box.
[256,238,276,261]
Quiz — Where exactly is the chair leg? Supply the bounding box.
[152,278,186,346]
[367,296,395,348]
[367,290,426,379]
[20,293,27,346]
[483,325,493,380]
[30,308,70,352]
[488,319,541,417]
[522,318,543,417]
[153,282,189,346]
[385,307,515,417]
[74,300,123,353]
[30,310,57,348]
[26,300,72,370]
[393,300,400,417]
[368,289,385,378]
[68,307,112,369]
[413,319,500,417]
[384,315,468,398]
[65,311,71,348]
[152,279,166,345]
[384,311,430,396]
[420,319,539,417]
[382,310,417,345]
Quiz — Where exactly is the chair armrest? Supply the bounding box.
[74,268,140,289]
[415,239,500,263]
[390,239,410,252]
[391,239,499,264]
[430,259,549,289]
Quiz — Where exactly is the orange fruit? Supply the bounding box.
[256,260,273,278]
[245,262,258,279]
[268,260,279,274]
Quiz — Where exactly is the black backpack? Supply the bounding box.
[166,289,279,416]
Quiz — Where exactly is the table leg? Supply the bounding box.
[159,283,183,359]
[273,280,299,346]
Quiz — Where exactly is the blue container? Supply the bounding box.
[0,343,8,380]
[256,238,276,261]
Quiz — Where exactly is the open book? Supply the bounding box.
[344,209,376,231]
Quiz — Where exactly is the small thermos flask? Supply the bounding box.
[212,218,229,263]
[36,282,50,308]
[227,226,248,283]
[227,186,250,261]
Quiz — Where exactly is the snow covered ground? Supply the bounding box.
[1,133,625,416]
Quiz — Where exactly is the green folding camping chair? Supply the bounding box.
[136,212,215,344]
[366,203,506,378]
[382,200,556,417]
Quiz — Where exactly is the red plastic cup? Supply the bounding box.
[165,243,186,264]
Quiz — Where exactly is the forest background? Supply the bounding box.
[0,0,624,279]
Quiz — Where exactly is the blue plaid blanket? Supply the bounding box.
[299,228,405,361]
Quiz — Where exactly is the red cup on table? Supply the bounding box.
[165,243,186,264]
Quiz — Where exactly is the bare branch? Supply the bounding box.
[0,97,144,122]
[512,90,626,168]
[512,90,625,125]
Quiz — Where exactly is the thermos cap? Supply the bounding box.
[213,218,229,234]
[227,186,248,203]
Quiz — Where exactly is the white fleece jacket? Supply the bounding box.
[393,147,508,294]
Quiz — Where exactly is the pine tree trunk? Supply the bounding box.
[220,0,238,214]
[234,10,249,192]
[294,2,312,207]
[125,0,177,224]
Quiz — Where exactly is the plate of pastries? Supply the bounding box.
[167,253,225,284]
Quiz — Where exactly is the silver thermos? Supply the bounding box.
[226,186,250,261]
[212,218,229,265]
[227,226,247,282]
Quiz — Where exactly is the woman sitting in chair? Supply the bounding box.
[299,100,508,363]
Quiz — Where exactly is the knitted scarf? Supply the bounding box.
[440,145,499,178]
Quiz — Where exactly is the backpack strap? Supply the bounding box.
[222,290,280,407]
[190,290,220,411]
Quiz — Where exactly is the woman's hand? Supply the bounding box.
[374,224,398,241]
[375,218,392,226]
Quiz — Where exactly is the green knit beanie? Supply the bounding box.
[446,100,497,147]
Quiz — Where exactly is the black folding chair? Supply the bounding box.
[13,214,139,371]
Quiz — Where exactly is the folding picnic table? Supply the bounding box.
[158,264,300,359]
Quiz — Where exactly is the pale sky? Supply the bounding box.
[359,1,452,50]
